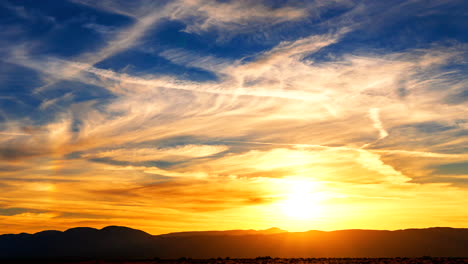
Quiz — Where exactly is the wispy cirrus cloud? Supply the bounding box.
[169,0,308,34]
[84,144,229,162]
[368,108,388,140]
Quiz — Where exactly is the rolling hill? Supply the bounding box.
[1,226,467,259]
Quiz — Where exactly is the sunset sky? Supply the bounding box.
[0,0,467,235]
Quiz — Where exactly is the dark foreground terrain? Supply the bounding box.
[2,226,468,259]
[0,258,467,264]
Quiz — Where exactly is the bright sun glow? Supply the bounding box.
[279,179,323,220]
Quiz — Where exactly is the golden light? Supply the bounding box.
[278,178,324,220]
[30,183,56,192]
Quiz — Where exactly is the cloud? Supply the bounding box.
[369,108,388,140]
[1,147,466,234]
[39,92,74,110]
[84,144,229,162]
[1,1,56,24]
[3,30,465,174]
[3,34,465,171]
[32,1,170,93]
[0,207,44,216]
[71,0,137,18]
[170,0,308,34]
[72,0,310,45]
[158,48,232,73]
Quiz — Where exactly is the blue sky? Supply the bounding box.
[0,0,467,234]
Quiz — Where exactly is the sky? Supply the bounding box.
[0,0,467,235]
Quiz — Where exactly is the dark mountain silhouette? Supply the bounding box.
[160,227,287,237]
[1,226,467,259]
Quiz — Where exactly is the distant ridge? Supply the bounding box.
[1,226,467,259]
[160,227,287,237]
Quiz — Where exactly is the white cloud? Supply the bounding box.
[369,108,389,140]
[170,0,308,34]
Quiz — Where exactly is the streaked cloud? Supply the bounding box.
[85,144,229,162]
[170,0,308,34]
[368,108,388,140]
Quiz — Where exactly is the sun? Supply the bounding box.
[279,179,323,220]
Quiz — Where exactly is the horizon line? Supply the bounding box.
[3,225,466,236]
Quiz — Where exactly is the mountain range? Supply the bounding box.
[1,226,467,259]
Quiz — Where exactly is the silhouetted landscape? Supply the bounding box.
[1,226,467,261]
[1,1,467,264]
[1,257,468,264]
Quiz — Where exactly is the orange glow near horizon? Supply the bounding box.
[1,146,467,235]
